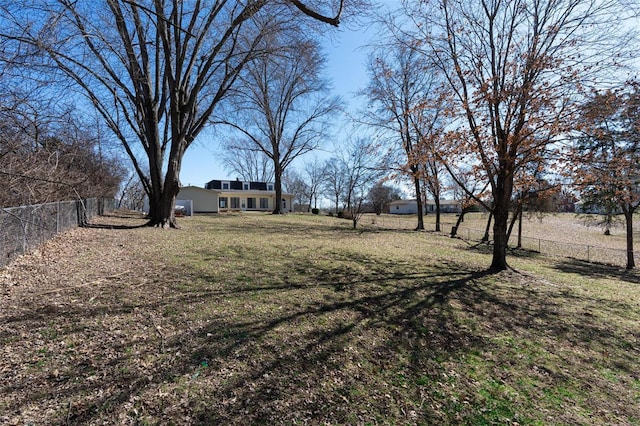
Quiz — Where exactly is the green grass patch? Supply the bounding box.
[1,212,638,425]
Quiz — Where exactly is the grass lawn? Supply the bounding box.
[371,211,639,267]
[1,212,639,425]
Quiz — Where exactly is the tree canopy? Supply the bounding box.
[0,0,347,226]
[571,82,640,269]
[390,0,638,270]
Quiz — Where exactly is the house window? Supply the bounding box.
[396,205,399,210]
[267,184,274,191]
[222,181,230,190]
[243,182,249,190]
[282,199,287,209]
[260,197,269,209]
[230,197,240,209]
[219,197,227,208]
[247,197,256,209]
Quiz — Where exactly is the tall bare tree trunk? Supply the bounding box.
[274,162,284,214]
[482,213,492,243]
[491,171,513,271]
[414,175,425,230]
[506,200,522,247]
[517,208,523,249]
[624,208,635,269]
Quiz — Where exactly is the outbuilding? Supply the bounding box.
[389,199,419,215]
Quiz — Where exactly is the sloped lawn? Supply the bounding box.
[1,212,638,425]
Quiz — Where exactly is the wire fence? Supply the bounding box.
[0,197,115,268]
[368,214,632,268]
[455,227,629,267]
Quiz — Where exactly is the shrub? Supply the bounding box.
[312,208,319,215]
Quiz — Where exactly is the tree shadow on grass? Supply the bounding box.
[82,213,150,230]
[460,239,544,261]
[553,258,640,285]
[181,261,639,424]
[82,222,149,230]
[2,248,639,424]
[182,267,499,424]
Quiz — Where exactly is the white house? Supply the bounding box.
[389,199,462,215]
[389,199,419,214]
[178,179,294,213]
[425,199,463,214]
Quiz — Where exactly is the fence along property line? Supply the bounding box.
[459,227,629,268]
[368,214,631,268]
[0,197,115,269]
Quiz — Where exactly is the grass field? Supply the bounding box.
[1,212,639,425]
[369,212,639,267]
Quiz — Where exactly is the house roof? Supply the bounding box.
[179,185,213,194]
[390,199,417,206]
[205,179,275,191]
[211,189,293,197]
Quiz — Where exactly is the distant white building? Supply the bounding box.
[574,201,618,215]
[389,199,462,215]
[390,199,419,214]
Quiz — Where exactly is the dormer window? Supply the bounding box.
[243,182,249,190]
[267,184,274,191]
[222,181,230,190]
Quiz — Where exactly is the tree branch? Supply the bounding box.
[290,0,343,26]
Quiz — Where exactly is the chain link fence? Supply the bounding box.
[0,197,115,268]
[368,213,632,268]
[454,227,629,267]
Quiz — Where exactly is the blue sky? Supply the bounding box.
[179,21,379,187]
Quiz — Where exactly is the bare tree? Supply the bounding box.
[1,0,345,226]
[507,169,559,249]
[365,43,433,230]
[449,171,490,238]
[397,0,637,270]
[302,158,326,211]
[367,181,401,215]
[282,169,309,211]
[416,129,446,232]
[216,34,340,214]
[117,171,147,211]
[571,83,640,269]
[221,143,274,183]
[0,133,125,208]
[323,158,348,214]
[0,90,125,208]
[340,138,384,229]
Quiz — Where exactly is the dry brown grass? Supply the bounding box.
[0,212,639,425]
[368,212,639,267]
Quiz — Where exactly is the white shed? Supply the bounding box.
[177,186,218,213]
[389,199,418,215]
